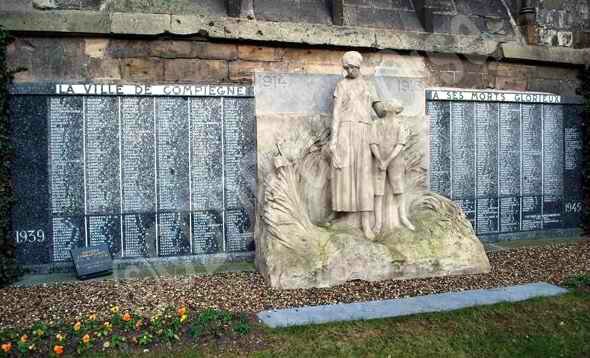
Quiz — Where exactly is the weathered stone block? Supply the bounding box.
[229,60,289,82]
[6,38,34,81]
[84,38,108,59]
[488,62,530,91]
[21,38,87,81]
[283,48,344,65]
[528,65,578,81]
[107,40,151,59]
[573,31,590,48]
[429,70,456,87]
[151,40,193,59]
[111,13,170,35]
[528,78,580,96]
[120,58,164,81]
[238,45,285,62]
[87,58,121,81]
[255,0,332,25]
[164,59,227,82]
[454,71,488,89]
[1,0,32,11]
[191,42,239,60]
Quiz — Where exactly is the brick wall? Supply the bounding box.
[7,36,581,96]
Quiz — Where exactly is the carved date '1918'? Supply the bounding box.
[15,230,46,244]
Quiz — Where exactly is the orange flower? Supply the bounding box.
[19,335,28,343]
[177,306,187,317]
[1,342,12,353]
[53,345,64,355]
[122,312,132,322]
[73,321,81,332]
[82,334,91,344]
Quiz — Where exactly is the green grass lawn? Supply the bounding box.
[111,288,590,358]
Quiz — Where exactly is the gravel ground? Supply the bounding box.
[1,241,588,329]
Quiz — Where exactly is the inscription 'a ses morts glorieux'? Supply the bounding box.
[427,89,584,237]
[9,83,256,266]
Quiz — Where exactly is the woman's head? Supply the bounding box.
[342,51,363,79]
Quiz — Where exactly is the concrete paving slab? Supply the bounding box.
[257,282,569,328]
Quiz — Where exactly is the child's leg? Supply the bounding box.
[373,195,383,233]
[396,193,415,231]
[361,211,375,240]
[386,167,401,228]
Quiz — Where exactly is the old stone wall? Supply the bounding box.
[7,37,581,96]
[535,0,590,48]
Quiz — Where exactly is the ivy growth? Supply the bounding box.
[578,65,590,236]
[0,27,20,286]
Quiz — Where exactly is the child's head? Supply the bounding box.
[373,100,403,118]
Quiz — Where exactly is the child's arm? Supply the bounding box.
[370,143,385,169]
[383,144,404,167]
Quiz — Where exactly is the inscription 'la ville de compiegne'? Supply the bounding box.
[255,51,491,289]
[56,84,250,97]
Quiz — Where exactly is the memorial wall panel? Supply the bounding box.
[9,83,256,265]
[427,89,583,238]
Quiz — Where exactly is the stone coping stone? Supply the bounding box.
[257,282,568,328]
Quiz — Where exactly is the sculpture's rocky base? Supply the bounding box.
[257,191,491,289]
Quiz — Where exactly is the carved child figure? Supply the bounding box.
[370,100,415,232]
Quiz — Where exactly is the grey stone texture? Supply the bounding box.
[257,282,569,327]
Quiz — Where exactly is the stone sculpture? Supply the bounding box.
[255,52,491,289]
[370,100,415,233]
[329,51,377,239]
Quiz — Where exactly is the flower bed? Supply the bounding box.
[0,306,250,356]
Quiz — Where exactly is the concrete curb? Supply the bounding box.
[257,282,569,328]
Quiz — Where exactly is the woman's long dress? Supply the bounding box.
[331,77,375,212]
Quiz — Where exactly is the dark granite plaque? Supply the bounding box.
[70,243,113,279]
[223,98,256,252]
[521,104,542,196]
[9,96,51,265]
[499,196,520,233]
[498,103,520,197]
[9,83,256,266]
[475,102,498,198]
[87,215,121,256]
[476,198,499,234]
[450,102,476,199]
[121,97,156,213]
[192,210,223,254]
[427,101,451,196]
[191,98,223,212]
[85,97,120,215]
[427,90,583,238]
[122,213,157,257]
[521,196,543,231]
[225,208,255,252]
[158,98,190,211]
[49,97,84,215]
[158,212,191,256]
[563,105,584,228]
[52,216,85,262]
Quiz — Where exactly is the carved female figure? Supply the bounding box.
[329,51,377,239]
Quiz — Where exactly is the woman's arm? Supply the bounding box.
[330,84,343,168]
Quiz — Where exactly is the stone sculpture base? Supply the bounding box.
[257,183,490,289]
